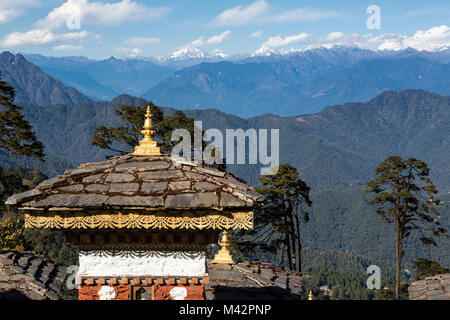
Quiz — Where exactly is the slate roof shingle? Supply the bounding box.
[6,155,263,211]
[0,251,66,300]
[206,261,305,300]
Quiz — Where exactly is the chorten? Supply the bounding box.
[6,106,261,300]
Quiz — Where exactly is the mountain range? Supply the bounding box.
[144,48,450,117]
[4,48,446,118]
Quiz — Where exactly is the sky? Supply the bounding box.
[0,0,449,59]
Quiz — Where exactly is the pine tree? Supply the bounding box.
[92,103,198,155]
[0,71,44,159]
[0,72,45,252]
[247,164,312,272]
[92,103,163,154]
[365,156,448,300]
[412,258,449,280]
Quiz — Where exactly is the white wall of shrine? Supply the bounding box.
[76,250,207,277]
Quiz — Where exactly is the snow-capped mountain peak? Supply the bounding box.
[169,47,207,60]
[252,46,280,57]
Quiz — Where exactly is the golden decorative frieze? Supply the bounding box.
[24,210,253,230]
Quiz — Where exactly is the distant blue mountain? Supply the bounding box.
[25,54,175,101]
[20,48,450,118]
[143,48,450,117]
[0,52,92,105]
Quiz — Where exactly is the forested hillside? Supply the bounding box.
[4,89,448,194]
[305,189,450,267]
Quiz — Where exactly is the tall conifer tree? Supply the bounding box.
[366,156,447,299]
[247,164,312,272]
[0,71,44,159]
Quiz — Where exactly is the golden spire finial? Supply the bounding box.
[211,230,235,264]
[132,105,161,156]
[308,290,313,300]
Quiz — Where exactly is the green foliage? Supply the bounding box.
[0,217,25,251]
[157,110,196,154]
[366,156,447,244]
[0,166,76,265]
[412,258,449,280]
[23,229,78,265]
[92,103,199,155]
[0,166,46,206]
[302,249,396,300]
[241,164,311,272]
[59,282,79,300]
[92,103,163,154]
[302,188,450,267]
[0,215,78,266]
[373,284,409,300]
[365,156,448,299]
[0,71,44,159]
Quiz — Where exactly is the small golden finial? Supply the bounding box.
[308,290,313,300]
[211,230,235,264]
[132,105,161,156]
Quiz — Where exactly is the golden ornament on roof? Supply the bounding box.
[132,105,161,156]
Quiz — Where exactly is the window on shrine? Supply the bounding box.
[132,286,154,300]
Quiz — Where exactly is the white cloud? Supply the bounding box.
[115,47,143,56]
[211,49,228,58]
[187,31,232,48]
[251,31,262,38]
[0,0,40,24]
[256,32,310,54]
[256,25,450,54]
[261,7,339,23]
[1,28,90,47]
[210,0,268,27]
[54,44,83,51]
[37,0,170,29]
[303,32,364,50]
[204,30,232,45]
[124,36,161,46]
[0,9,19,24]
[373,25,450,51]
[210,0,338,27]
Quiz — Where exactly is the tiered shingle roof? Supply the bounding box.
[6,155,262,211]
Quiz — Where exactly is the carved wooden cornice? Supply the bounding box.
[67,230,218,250]
[77,276,209,286]
[24,210,253,230]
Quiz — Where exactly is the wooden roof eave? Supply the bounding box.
[22,208,254,231]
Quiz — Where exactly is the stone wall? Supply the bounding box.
[408,273,450,300]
